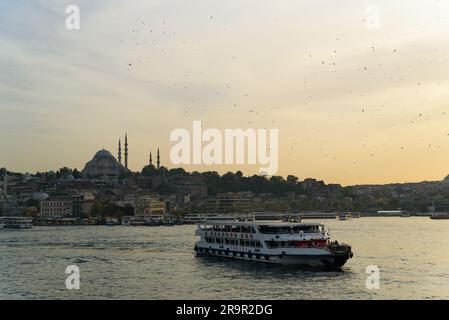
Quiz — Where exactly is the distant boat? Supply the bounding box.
[105,218,119,226]
[121,216,132,226]
[336,213,348,221]
[1,217,33,229]
[430,212,449,220]
[131,217,145,226]
[282,215,301,223]
[400,213,411,217]
[184,213,248,224]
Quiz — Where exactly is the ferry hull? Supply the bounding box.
[3,225,33,229]
[430,215,449,220]
[195,247,352,269]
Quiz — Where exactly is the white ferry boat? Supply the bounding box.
[194,221,353,268]
[0,217,33,229]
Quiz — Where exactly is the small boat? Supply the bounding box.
[194,220,353,269]
[430,212,449,220]
[336,213,347,221]
[105,218,119,226]
[400,213,411,217]
[145,220,163,226]
[1,217,33,229]
[121,216,132,226]
[131,217,145,226]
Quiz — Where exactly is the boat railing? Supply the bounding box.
[263,233,325,241]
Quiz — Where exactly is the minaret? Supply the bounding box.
[157,147,160,169]
[118,139,122,164]
[149,151,153,166]
[3,170,7,196]
[124,133,128,170]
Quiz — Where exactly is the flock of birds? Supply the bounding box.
[116,13,449,166]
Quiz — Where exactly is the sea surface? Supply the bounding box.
[1,217,448,300]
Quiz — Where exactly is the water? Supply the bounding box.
[1,217,448,300]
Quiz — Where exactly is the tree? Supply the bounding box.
[141,165,157,177]
[57,167,73,179]
[26,199,40,208]
[91,201,104,216]
[287,175,299,184]
[73,168,82,179]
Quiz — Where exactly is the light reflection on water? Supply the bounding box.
[0,217,448,299]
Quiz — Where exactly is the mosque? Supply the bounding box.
[81,134,161,178]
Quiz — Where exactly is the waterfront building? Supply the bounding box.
[72,192,95,218]
[168,176,208,200]
[206,192,253,213]
[0,171,18,216]
[39,194,73,219]
[133,194,165,216]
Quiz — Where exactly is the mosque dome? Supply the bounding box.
[81,148,125,178]
[94,149,114,159]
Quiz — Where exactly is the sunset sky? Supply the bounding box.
[1,0,449,185]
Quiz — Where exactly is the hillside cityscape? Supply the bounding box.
[1,143,449,224]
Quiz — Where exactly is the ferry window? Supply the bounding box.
[241,226,250,233]
[266,241,278,248]
[250,227,256,233]
[259,226,276,234]
[279,227,291,234]
[239,239,245,246]
[292,226,316,233]
[231,226,239,233]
